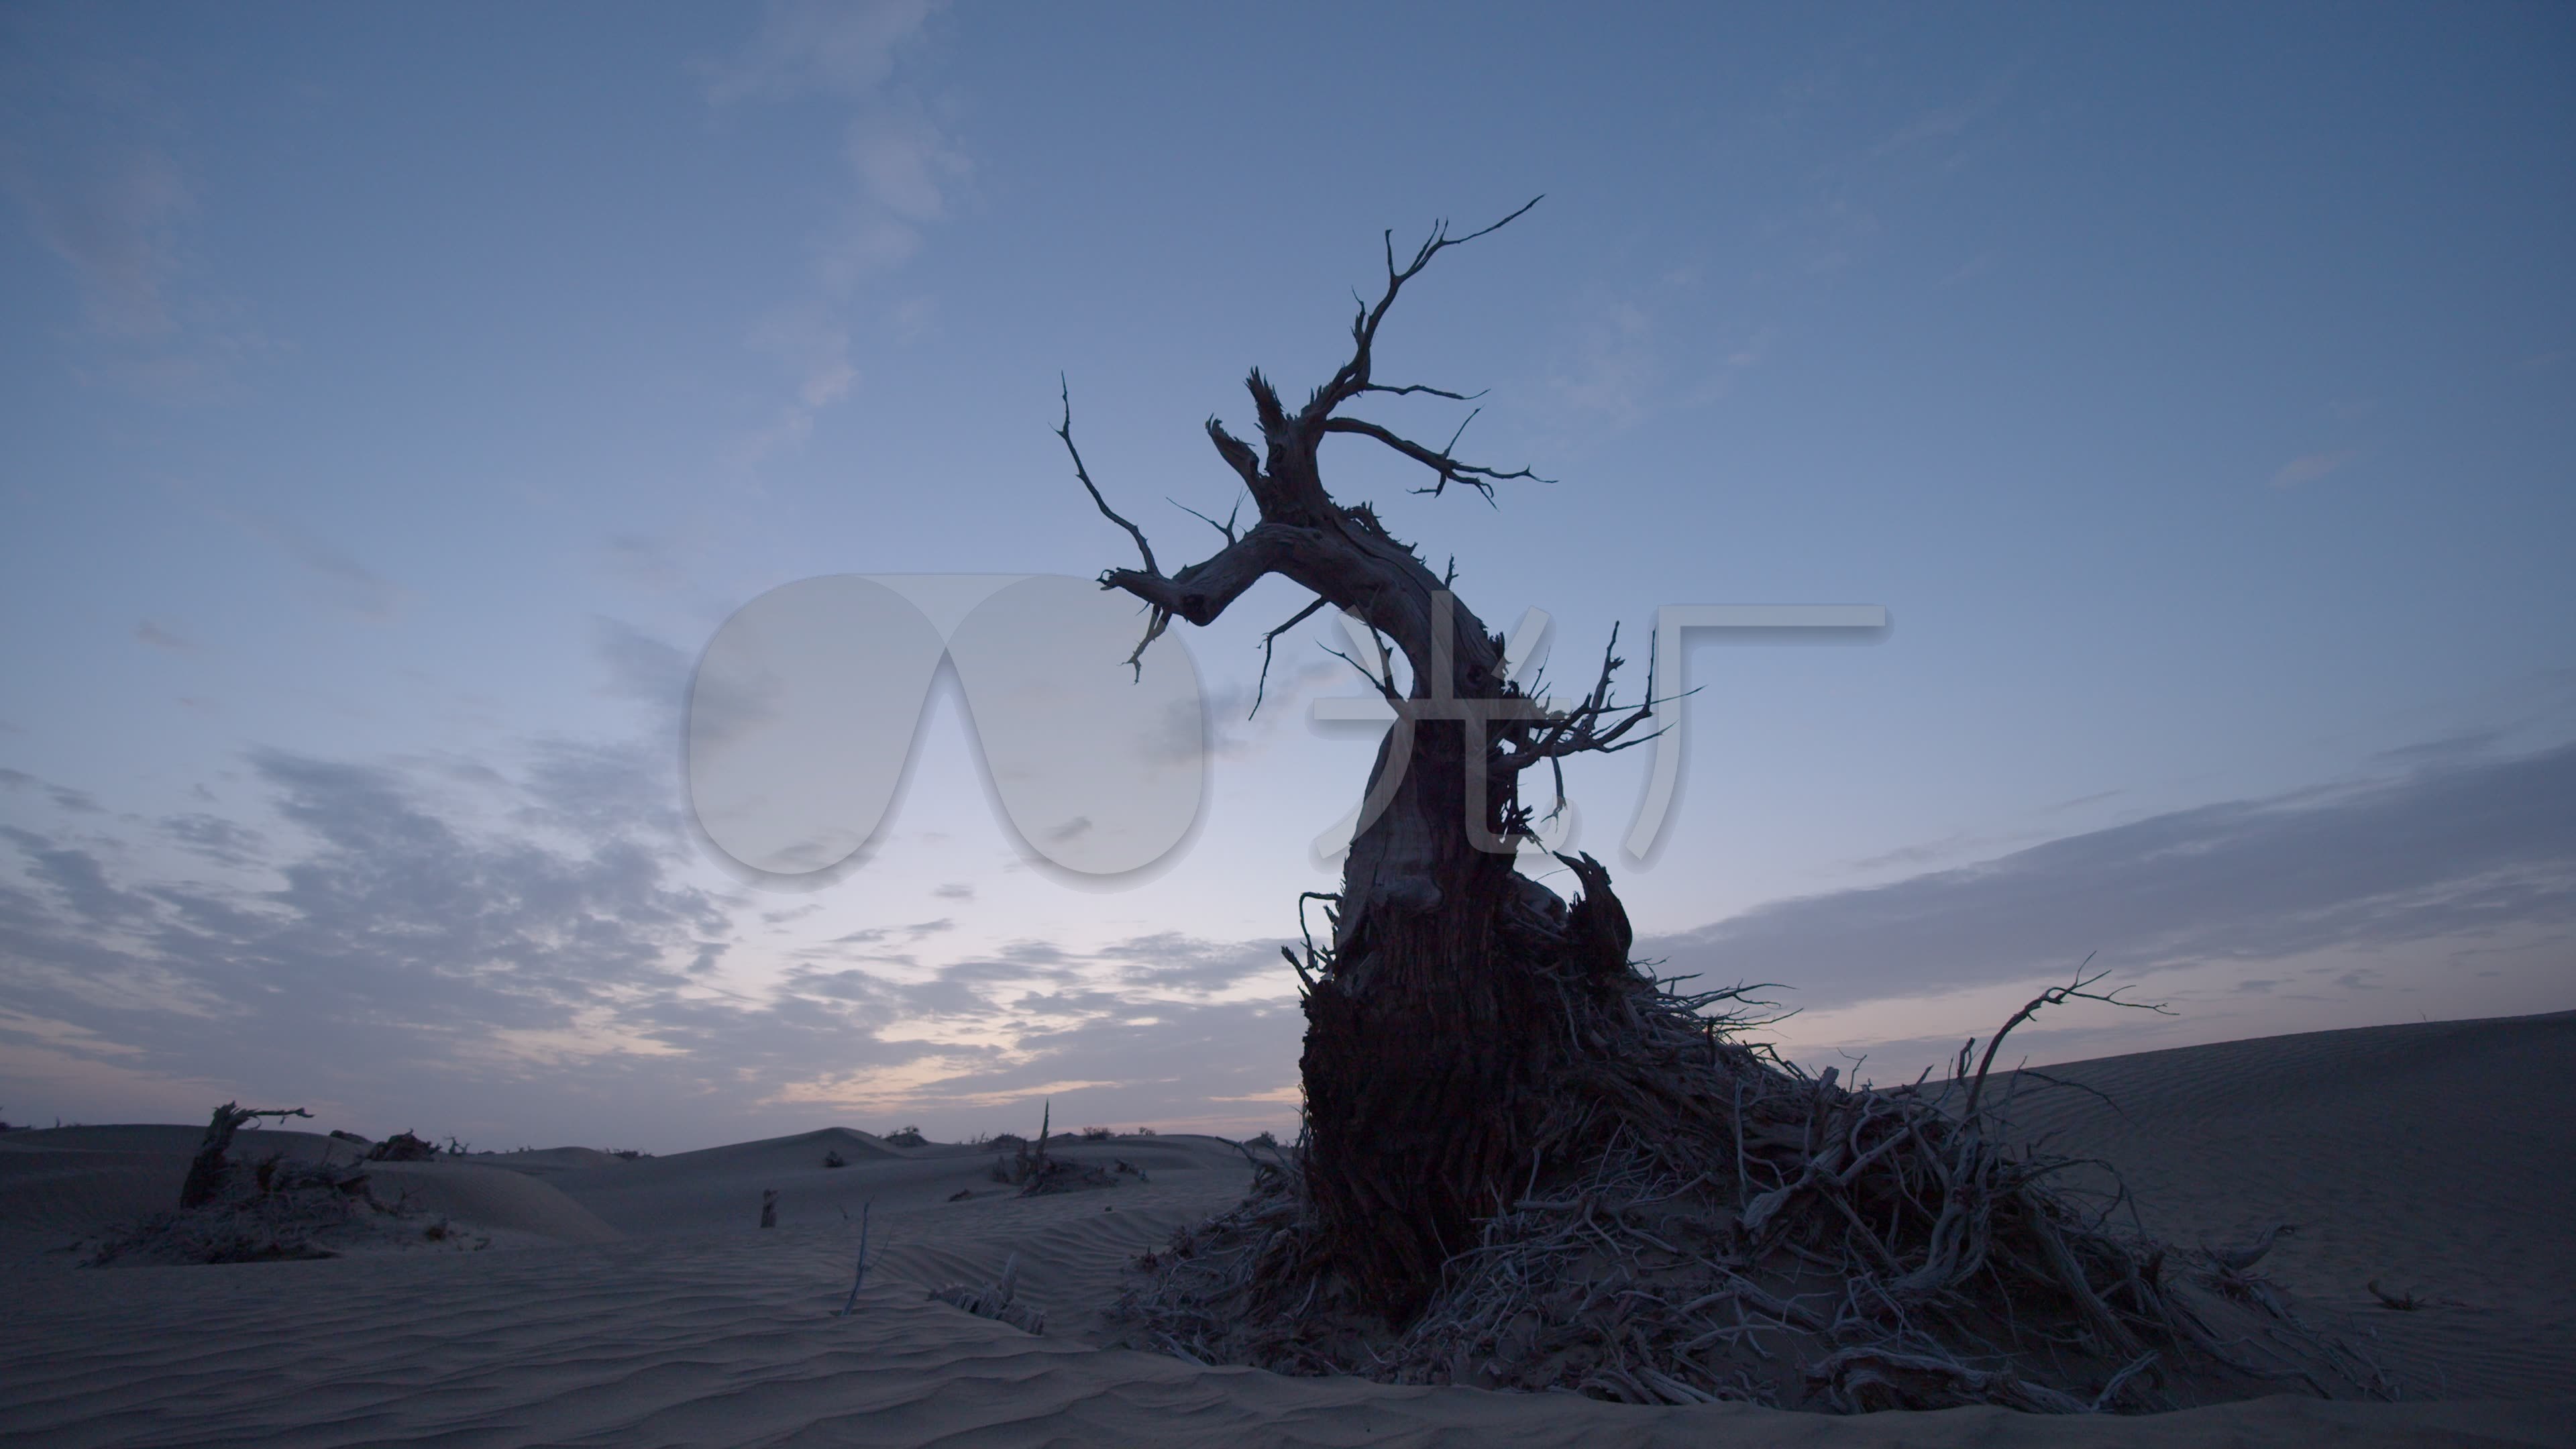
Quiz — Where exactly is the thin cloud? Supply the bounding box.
[134,620,192,651]
[1098,932,1291,995]
[0,138,189,340]
[0,770,103,815]
[197,505,402,621]
[1645,739,2576,1013]
[1551,297,1656,429]
[697,0,938,105]
[2269,448,2361,488]
[590,617,693,738]
[706,0,967,476]
[0,40,278,397]
[0,728,1311,1143]
[0,739,947,1143]
[601,533,690,595]
[160,813,265,869]
[1682,329,1774,408]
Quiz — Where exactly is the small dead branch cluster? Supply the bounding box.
[366,1130,439,1163]
[1116,961,2394,1413]
[1011,1156,1116,1195]
[931,1252,1045,1334]
[990,1101,1118,1196]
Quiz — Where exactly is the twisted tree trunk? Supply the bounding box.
[1064,201,1652,1318]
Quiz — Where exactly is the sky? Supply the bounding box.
[1,2,2569,1151]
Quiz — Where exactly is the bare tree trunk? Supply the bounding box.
[1301,723,1531,1311]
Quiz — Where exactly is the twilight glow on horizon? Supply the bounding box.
[2,2,2569,1151]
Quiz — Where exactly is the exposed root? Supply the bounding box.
[1115,947,2398,1413]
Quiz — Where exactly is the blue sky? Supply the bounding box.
[3,2,2570,1149]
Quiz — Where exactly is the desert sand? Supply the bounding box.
[2,1010,2569,1447]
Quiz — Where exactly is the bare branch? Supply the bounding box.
[1320,625,1403,703]
[1059,376,1157,575]
[1309,197,1544,419]
[1170,494,1243,545]
[1963,959,2175,1120]
[1499,623,1671,777]
[1358,381,1487,402]
[1322,416,1548,500]
[1252,596,1330,718]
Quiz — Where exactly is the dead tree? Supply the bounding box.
[178,1102,312,1210]
[1061,199,1657,1318]
[1073,214,2394,1411]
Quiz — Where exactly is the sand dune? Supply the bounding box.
[1987,1009,2576,1403]
[0,1123,623,1259]
[2,1015,2569,1446]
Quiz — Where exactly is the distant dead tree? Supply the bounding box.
[179,1102,311,1210]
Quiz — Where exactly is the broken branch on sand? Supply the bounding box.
[833,1201,881,1317]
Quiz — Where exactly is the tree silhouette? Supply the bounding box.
[1061,199,1656,1316]
[1066,208,2385,1411]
